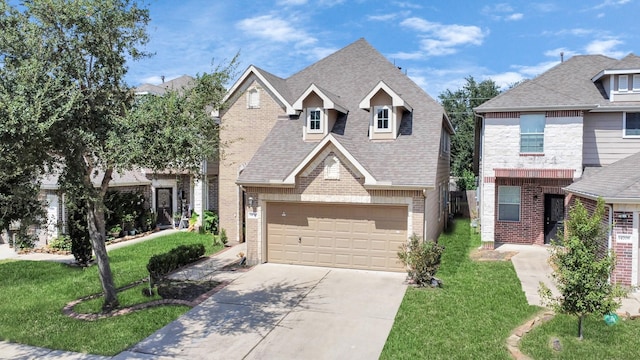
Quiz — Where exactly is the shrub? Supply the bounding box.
[219,228,228,246]
[14,225,37,250]
[397,233,445,287]
[147,244,205,283]
[66,199,92,266]
[49,235,72,252]
[103,190,147,233]
[202,210,218,234]
[456,169,477,191]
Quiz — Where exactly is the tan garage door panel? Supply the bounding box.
[267,203,407,271]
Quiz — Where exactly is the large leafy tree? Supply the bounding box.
[0,0,235,310]
[539,198,627,340]
[439,77,499,188]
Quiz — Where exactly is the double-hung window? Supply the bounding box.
[520,114,545,153]
[374,105,390,132]
[624,112,640,137]
[498,186,520,222]
[619,75,629,92]
[307,108,322,133]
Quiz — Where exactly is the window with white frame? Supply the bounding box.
[307,107,323,133]
[624,112,640,137]
[324,155,340,180]
[498,186,520,222]
[520,114,545,153]
[247,88,260,108]
[619,75,629,92]
[374,105,391,132]
[633,75,640,92]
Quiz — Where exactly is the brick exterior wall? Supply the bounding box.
[219,78,284,244]
[493,178,571,245]
[480,111,584,247]
[612,212,634,285]
[242,151,427,265]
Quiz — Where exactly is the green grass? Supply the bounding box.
[73,282,162,314]
[520,313,640,359]
[0,232,222,355]
[381,219,539,360]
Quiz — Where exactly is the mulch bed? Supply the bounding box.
[469,249,518,262]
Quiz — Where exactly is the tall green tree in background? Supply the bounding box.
[439,77,499,189]
[0,0,236,310]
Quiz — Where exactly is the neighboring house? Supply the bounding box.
[475,53,640,285]
[211,38,453,271]
[133,75,219,225]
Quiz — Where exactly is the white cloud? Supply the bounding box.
[585,38,625,57]
[531,3,558,12]
[481,3,523,21]
[544,48,578,59]
[276,0,307,5]
[392,1,422,9]
[589,0,631,10]
[506,13,523,21]
[512,61,559,77]
[236,15,316,45]
[367,11,411,21]
[400,17,486,56]
[389,51,424,60]
[485,71,525,90]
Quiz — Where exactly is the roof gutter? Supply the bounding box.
[475,104,598,113]
[236,179,296,188]
[564,188,640,204]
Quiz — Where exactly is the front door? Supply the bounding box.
[544,194,564,244]
[156,188,173,227]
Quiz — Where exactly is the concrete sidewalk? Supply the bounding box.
[0,229,180,262]
[496,243,640,315]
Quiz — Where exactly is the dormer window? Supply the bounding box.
[307,107,323,133]
[374,106,390,131]
[619,75,628,92]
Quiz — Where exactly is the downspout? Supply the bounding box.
[607,204,613,252]
[607,204,614,283]
[423,188,428,241]
[477,114,485,230]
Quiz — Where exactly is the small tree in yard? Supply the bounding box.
[398,234,445,287]
[539,198,627,340]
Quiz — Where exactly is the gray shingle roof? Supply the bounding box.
[134,75,195,95]
[237,38,447,188]
[609,53,640,70]
[565,152,640,200]
[476,55,618,112]
[41,169,151,190]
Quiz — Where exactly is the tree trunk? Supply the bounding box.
[578,314,584,340]
[86,198,119,311]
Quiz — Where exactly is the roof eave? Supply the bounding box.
[475,104,597,113]
[564,188,640,204]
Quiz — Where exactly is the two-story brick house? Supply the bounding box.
[475,54,640,285]
[212,39,453,271]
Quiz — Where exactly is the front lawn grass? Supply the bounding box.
[381,219,539,359]
[0,231,221,356]
[520,311,640,359]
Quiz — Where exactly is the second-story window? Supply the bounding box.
[624,112,640,137]
[374,105,390,132]
[633,75,640,92]
[619,75,629,92]
[520,114,545,153]
[307,107,322,132]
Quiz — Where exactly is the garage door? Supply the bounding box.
[267,203,407,271]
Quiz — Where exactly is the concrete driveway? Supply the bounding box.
[117,264,407,360]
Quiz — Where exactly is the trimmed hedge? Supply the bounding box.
[147,244,205,283]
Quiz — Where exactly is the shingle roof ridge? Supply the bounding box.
[252,65,292,102]
[608,53,640,70]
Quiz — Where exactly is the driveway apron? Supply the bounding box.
[122,263,407,360]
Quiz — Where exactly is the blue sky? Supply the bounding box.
[127,0,639,98]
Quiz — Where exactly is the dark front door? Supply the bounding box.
[156,188,173,227]
[544,194,565,244]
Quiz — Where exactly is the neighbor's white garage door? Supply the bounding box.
[266,202,407,271]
